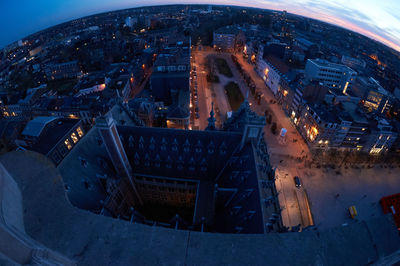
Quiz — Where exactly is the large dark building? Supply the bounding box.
[58,100,282,233]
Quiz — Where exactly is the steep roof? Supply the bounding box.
[21,116,58,137]
[117,126,242,180]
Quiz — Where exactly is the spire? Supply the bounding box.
[206,102,216,130]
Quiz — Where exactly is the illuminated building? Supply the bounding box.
[297,103,339,149]
[18,117,84,165]
[305,59,357,93]
[213,25,245,52]
[364,119,397,155]
[257,54,291,96]
[353,77,394,114]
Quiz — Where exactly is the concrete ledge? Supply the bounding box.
[0,150,399,265]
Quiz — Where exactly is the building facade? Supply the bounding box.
[305,59,357,93]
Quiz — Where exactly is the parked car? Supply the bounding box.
[294,176,301,188]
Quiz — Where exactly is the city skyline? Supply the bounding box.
[1,0,400,52]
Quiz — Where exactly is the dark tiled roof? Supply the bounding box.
[117,126,242,180]
[30,118,81,155]
[167,104,190,119]
[58,128,112,211]
[213,142,264,233]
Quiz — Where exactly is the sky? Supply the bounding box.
[1,0,400,52]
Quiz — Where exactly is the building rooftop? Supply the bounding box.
[21,116,58,137]
[153,47,190,70]
[340,102,369,123]
[309,103,340,124]
[214,25,240,35]
[30,118,81,155]
[309,58,357,74]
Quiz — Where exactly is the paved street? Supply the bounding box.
[191,48,213,130]
[299,165,400,229]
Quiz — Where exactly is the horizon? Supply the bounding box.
[1,1,400,53]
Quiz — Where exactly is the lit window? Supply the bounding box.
[71,132,78,143]
[64,139,72,150]
[76,127,84,137]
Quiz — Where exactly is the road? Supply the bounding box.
[191,49,213,130]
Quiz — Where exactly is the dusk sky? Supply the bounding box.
[1,0,400,52]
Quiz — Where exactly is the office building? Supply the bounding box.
[305,59,357,94]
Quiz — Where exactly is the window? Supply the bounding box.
[64,139,72,150]
[76,127,84,137]
[167,66,176,71]
[51,151,62,164]
[71,132,78,143]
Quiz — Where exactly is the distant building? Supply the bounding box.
[364,118,397,155]
[45,60,81,80]
[263,41,287,59]
[296,102,376,151]
[297,103,340,149]
[333,102,369,150]
[256,53,292,97]
[150,47,190,129]
[295,37,319,59]
[341,55,366,70]
[125,17,138,28]
[354,77,394,115]
[213,26,245,51]
[29,45,43,57]
[305,59,357,93]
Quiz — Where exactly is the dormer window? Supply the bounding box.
[178,65,186,71]
[167,66,176,72]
